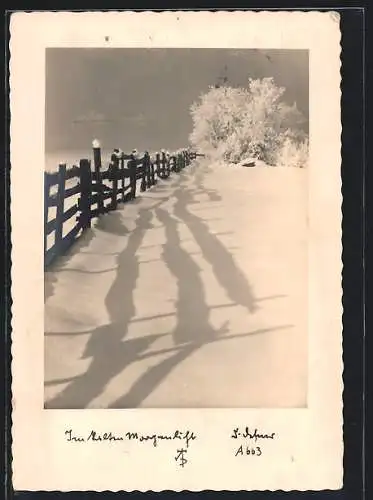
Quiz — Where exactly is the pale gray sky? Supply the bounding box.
[45,48,308,153]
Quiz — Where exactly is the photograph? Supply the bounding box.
[44,47,309,409]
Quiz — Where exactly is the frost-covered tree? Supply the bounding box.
[189,77,308,167]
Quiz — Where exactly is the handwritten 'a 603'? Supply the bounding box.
[235,445,262,457]
[231,427,276,457]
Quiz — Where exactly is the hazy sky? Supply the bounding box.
[45,48,308,154]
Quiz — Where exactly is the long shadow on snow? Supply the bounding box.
[109,207,229,408]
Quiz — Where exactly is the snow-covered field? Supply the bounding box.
[45,160,308,408]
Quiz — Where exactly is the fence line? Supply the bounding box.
[44,144,199,268]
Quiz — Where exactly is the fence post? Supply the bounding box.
[155,152,161,180]
[166,152,170,177]
[119,153,125,201]
[92,139,104,214]
[180,151,184,170]
[143,152,151,188]
[55,163,67,254]
[167,152,171,177]
[79,159,92,230]
[150,157,156,185]
[120,154,126,202]
[161,151,167,178]
[140,154,147,192]
[129,155,137,199]
[111,155,119,210]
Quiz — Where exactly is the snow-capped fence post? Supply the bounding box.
[110,154,119,210]
[92,139,104,215]
[79,158,92,230]
[128,152,137,199]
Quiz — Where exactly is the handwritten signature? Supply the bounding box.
[231,427,275,441]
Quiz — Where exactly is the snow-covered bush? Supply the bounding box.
[275,136,309,169]
[189,77,308,167]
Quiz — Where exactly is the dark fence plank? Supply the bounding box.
[63,204,78,222]
[63,183,81,199]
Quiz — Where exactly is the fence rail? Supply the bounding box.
[44,145,200,268]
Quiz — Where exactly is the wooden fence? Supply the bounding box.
[44,145,198,268]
